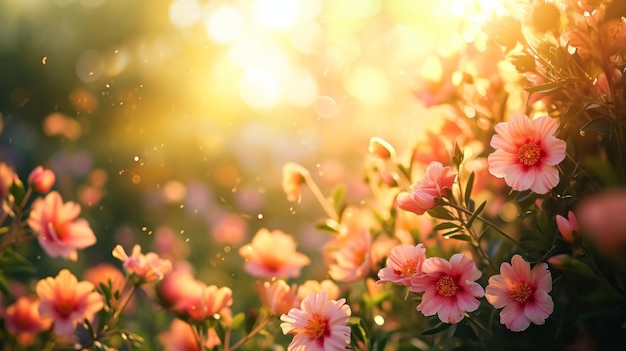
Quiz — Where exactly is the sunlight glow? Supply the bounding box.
[253,0,299,31]
[205,5,244,45]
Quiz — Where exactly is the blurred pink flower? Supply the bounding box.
[258,280,299,316]
[212,213,248,245]
[159,318,221,351]
[296,279,341,302]
[396,161,456,216]
[485,255,554,332]
[27,166,55,193]
[282,162,309,203]
[238,228,310,279]
[280,291,351,351]
[487,114,566,194]
[156,270,204,313]
[184,284,233,322]
[36,269,104,336]
[113,244,173,284]
[325,228,372,283]
[556,210,578,245]
[5,296,52,346]
[377,243,427,287]
[28,191,96,261]
[410,254,484,324]
[575,189,626,260]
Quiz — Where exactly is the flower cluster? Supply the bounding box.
[1,0,626,350]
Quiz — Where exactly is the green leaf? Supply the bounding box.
[579,116,613,135]
[330,185,346,215]
[349,317,369,350]
[230,312,245,331]
[441,228,463,237]
[433,222,461,231]
[524,80,568,94]
[420,322,451,335]
[315,219,340,233]
[427,207,455,220]
[466,200,486,228]
[464,171,475,206]
[443,234,474,243]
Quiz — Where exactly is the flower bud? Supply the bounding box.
[368,137,395,159]
[28,166,55,193]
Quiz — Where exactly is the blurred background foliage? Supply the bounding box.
[0,0,502,348]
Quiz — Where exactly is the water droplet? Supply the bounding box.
[133,156,140,162]
[185,238,190,243]
[257,213,264,219]
[42,56,47,64]
[224,246,231,253]
[141,226,147,231]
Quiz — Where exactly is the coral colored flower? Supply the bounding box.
[280,291,351,351]
[5,296,53,345]
[28,191,97,261]
[325,228,373,283]
[183,284,233,322]
[258,280,299,316]
[156,270,204,313]
[113,244,173,284]
[410,254,484,324]
[296,279,341,302]
[485,255,554,332]
[396,161,456,216]
[36,269,104,336]
[159,318,221,351]
[377,243,427,287]
[487,114,566,194]
[238,228,311,279]
[28,166,55,193]
[282,162,310,203]
[556,210,578,244]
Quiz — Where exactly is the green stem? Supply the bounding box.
[226,315,273,351]
[446,201,523,250]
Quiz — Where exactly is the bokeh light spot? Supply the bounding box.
[205,4,244,45]
[314,96,338,118]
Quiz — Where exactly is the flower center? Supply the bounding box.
[436,275,458,297]
[510,281,533,303]
[395,259,417,278]
[305,313,330,343]
[56,300,74,316]
[517,142,541,166]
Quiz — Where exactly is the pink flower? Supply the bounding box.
[113,244,173,284]
[556,210,578,244]
[238,228,311,279]
[282,162,309,203]
[5,296,53,346]
[325,228,372,283]
[183,284,233,322]
[280,291,351,351]
[410,254,485,324]
[258,280,299,316]
[575,189,626,260]
[28,191,97,261]
[296,279,341,302]
[159,318,221,351]
[156,270,204,313]
[396,161,456,216]
[36,269,104,336]
[487,114,566,194]
[377,243,427,287]
[28,166,55,193]
[485,255,554,332]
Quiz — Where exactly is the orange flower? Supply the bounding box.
[281,162,309,203]
[36,269,104,336]
[5,296,52,346]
